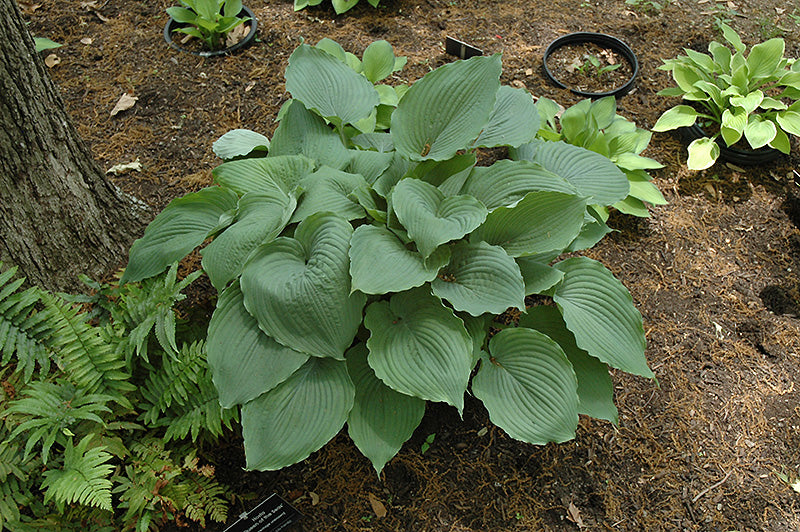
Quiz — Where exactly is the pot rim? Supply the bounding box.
[683,122,782,165]
[164,5,257,58]
[542,32,639,98]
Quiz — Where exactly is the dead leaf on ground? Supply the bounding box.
[368,493,387,519]
[80,37,93,45]
[226,23,249,48]
[110,93,137,117]
[44,54,60,68]
[566,502,584,528]
[309,492,320,506]
[19,2,41,14]
[106,158,142,175]
[93,10,110,22]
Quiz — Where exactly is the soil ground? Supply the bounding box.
[23,0,800,529]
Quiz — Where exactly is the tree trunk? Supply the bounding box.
[0,0,145,292]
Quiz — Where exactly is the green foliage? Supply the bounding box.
[624,0,668,14]
[122,41,653,476]
[653,23,800,169]
[166,0,250,51]
[0,262,231,530]
[294,0,380,15]
[33,37,61,52]
[525,95,667,217]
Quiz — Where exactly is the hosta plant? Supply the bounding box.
[294,0,378,15]
[520,95,666,218]
[652,23,800,170]
[121,41,654,475]
[166,0,250,51]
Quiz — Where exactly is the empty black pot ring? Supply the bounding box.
[542,32,639,98]
[164,6,257,58]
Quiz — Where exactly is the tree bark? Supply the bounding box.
[0,0,145,292]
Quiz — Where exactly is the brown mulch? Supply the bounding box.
[24,0,800,530]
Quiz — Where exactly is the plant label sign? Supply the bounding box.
[224,493,301,532]
[445,36,483,59]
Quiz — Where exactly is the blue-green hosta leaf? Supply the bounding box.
[686,136,720,170]
[743,118,777,149]
[269,100,350,170]
[241,213,366,359]
[519,306,617,423]
[459,312,491,366]
[552,257,652,378]
[392,55,502,161]
[315,37,347,61]
[202,191,297,290]
[613,197,650,217]
[524,140,629,206]
[746,38,785,79]
[652,105,700,132]
[208,282,309,408]
[331,0,359,13]
[431,241,525,316]
[463,160,577,211]
[471,191,586,257]
[364,287,472,413]
[410,152,476,190]
[372,154,411,198]
[212,129,270,160]
[285,44,379,127]
[352,132,395,153]
[472,328,578,444]
[346,150,394,184]
[349,225,450,295]
[567,212,612,251]
[776,110,800,137]
[291,167,369,223]
[346,344,425,476]
[362,40,397,83]
[392,179,488,258]
[241,357,354,470]
[471,85,539,149]
[122,186,238,283]
[516,256,564,295]
[212,155,316,196]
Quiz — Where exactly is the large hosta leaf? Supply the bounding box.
[241,357,354,470]
[212,155,315,196]
[392,179,488,258]
[364,287,472,412]
[470,191,586,257]
[516,256,564,295]
[212,129,270,160]
[122,186,238,283]
[346,344,425,475]
[207,282,309,408]
[462,160,578,211]
[269,101,350,170]
[202,190,297,290]
[349,225,451,295]
[431,241,525,316]
[291,167,369,223]
[346,150,394,184]
[552,257,652,378]
[392,55,501,161]
[518,140,630,205]
[472,85,539,149]
[285,44,379,127]
[472,328,579,444]
[241,213,366,359]
[519,306,617,423]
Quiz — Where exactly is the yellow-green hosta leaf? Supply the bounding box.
[269,100,350,170]
[462,160,577,211]
[552,257,652,378]
[202,190,297,290]
[346,344,425,476]
[472,85,539,149]
[686,136,720,170]
[208,282,309,408]
[241,213,365,359]
[746,38,785,79]
[769,127,791,154]
[241,357,354,470]
[776,110,800,137]
[121,186,238,283]
[349,224,451,295]
[614,152,664,171]
[291,167,369,223]
[392,179,488,258]
[720,107,747,146]
[392,55,501,161]
[362,40,396,83]
[744,118,777,149]
[431,241,525,316]
[519,306,617,423]
[212,155,315,196]
[471,190,586,257]
[364,287,472,413]
[285,44,379,127]
[472,328,579,444]
[627,173,668,205]
[652,105,700,132]
[671,62,704,94]
[331,0,359,13]
[719,23,745,53]
[212,129,270,160]
[730,90,763,115]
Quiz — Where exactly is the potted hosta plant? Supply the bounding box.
[164,0,256,57]
[652,23,800,170]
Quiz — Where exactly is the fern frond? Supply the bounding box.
[41,435,114,512]
[182,474,229,527]
[36,292,134,404]
[0,264,52,381]
[161,377,237,443]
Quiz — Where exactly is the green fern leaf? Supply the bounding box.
[41,435,114,512]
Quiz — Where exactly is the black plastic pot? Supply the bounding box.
[542,32,638,98]
[681,122,782,166]
[164,6,257,58]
